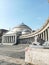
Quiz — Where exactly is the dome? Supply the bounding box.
[12,23,32,33]
[22,29,31,34]
[5,23,32,35]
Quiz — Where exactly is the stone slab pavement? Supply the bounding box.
[0,55,25,65]
[0,44,29,65]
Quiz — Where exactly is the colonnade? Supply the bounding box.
[2,35,17,44]
[38,27,49,42]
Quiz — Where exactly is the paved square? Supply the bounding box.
[0,44,29,65]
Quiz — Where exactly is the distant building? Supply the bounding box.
[0,29,8,43]
[2,23,32,45]
[2,18,49,45]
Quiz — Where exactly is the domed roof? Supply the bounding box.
[14,23,32,30]
[16,23,25,27]
[22,29,31,34]
[12,23,32,32]
[5,23,32,35]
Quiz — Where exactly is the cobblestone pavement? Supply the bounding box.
[0,44,29,65]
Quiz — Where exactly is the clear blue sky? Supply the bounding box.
[0,0,49,30]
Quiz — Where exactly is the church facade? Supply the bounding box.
[2,18,49,45]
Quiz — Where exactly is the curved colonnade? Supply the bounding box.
[18,18,49,44]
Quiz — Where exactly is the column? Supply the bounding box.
[10,36,12,42]
[11,36,12,43]
[46,30,47,41]
[5,36,7,43]
[5,36,6,43]
[4,36,6,43]
[10,36,11,43]
[39,34,41,38]
[2,36,4,43]
[7,36,8,43]
[6,36,7,43]
[48,27,49,42]
[38,34,40,38]
[41,33,42,39]
[43,32,44,40]
[9,36,10,43]
[14,36,15,43]
[42,33,43,40]
[12,36,13,43]
[44,30,47,42]
[13,36,14,43]
[44,31,45,41]
[15,35,17,43]
[8,36,9,43]
[47,29,48,41]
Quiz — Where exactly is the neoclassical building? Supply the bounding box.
[2,18,49,45]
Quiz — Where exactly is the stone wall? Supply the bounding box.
[25,47,49,65]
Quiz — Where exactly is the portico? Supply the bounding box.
[2,34,17,45]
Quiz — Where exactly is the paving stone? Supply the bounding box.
[7,63,21,65]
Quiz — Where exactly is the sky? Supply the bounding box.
[0,0,49,30]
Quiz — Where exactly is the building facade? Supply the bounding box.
[2,18,49,45]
